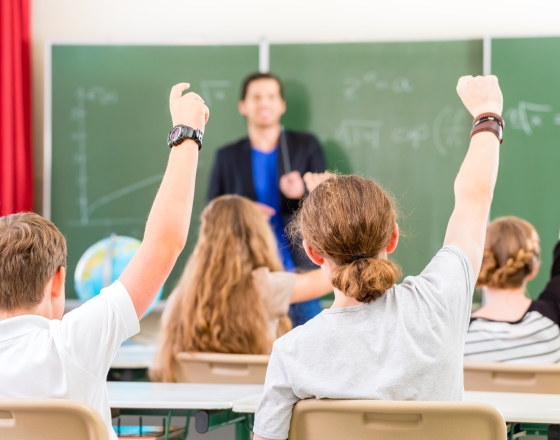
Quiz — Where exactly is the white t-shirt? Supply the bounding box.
[253,246,474,440]
[0,281,139,440]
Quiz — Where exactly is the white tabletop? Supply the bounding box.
[465,391,560,424]
[231,390,560,423]
[107,383,560,424]
[108,382,263,410]
[111,341,157,369]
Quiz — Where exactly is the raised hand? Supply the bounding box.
[280,171,306,199]
[456,75,503,118]
[169,83,210,131]
[255,202,276,220]
[303,171,333,193]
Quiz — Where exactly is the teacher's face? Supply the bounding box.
[238,79,286,128]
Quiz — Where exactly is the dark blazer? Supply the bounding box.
[208,130,326,268]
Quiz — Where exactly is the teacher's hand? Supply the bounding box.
[303,171,334,193]
[280,171,306,199]
[255,202,276,220]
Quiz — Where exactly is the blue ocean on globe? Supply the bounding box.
[74,235,163,316]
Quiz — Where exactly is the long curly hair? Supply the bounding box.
[152,195,288,382]
[477,216,541,289]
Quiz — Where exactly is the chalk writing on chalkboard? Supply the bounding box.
[391,124,430,149]
[343,71,413,101]
[433,106,468,156]
[200,80,231,106]
[335,119,382,149]
[69,86,163,227]
[506,101,552,135]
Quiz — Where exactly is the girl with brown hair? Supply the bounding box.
[253,75,505,440]
[152,194,332,382]
[464,217,560,363]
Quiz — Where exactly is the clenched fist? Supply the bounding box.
[280,171,306,199]
[456,75,503,118]
[169,83,210,131]
[303,171,334,193]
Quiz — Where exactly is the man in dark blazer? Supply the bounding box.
[208,72,326,325]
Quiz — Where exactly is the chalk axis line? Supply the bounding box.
[68,80,231,228]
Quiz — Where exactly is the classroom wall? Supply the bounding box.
[31,0,560,214]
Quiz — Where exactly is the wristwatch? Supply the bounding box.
[167,124,203,150]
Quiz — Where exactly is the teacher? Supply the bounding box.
[208,72,326,326]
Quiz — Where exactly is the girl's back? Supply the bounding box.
[465,217,560,363]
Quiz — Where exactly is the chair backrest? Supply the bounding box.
[0,398,108,440]
[464,361,560,394]
[289,399,506,440]
[173,352,270,384]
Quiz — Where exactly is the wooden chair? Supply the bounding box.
[464,361,560,394]
[289,399,506,440]
[0,398,108,440]
[173,352,269,384]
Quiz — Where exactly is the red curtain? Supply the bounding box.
[0,0,33,216]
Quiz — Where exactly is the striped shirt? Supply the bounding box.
[465,241,560,363]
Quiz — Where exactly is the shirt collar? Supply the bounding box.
[0,314,51,342]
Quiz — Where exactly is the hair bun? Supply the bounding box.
[331,257,401,303]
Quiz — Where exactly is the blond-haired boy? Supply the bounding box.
[0,83,208,439]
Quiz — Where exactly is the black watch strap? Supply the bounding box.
[167,124,203,150]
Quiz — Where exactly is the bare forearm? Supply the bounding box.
[444,132,499,277]
[119,83,209,318]
[291,269,332,303]
[143,141,198,252]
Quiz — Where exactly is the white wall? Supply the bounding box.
[32,0,560,214]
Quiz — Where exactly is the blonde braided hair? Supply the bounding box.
[477,217,540,289]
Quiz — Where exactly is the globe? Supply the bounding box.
[74,235,163,316]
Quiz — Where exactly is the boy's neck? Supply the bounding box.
[248,123,281,153]
[0,296,60,321]
[330,288,364,309]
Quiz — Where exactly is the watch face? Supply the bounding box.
[170,126,182,142]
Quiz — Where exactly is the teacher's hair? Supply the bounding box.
[289,175,401,303]
[240,72,284,100]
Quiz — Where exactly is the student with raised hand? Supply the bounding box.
[252,75,504,440]
[465,218,560,363]
[0,83,209,440]
[151,193,333,383]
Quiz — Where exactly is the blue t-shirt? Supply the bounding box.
[251,148,295,271]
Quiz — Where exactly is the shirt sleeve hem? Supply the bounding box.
[252,427,288,440]
[105,280,140,338]
[441,244,475,289]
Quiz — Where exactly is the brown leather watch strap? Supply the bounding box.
[473,112,505,128]
[470,119,503,144]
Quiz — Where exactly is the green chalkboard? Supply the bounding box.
[271,41,483,281]
[50,45,259,299]
[491,37,560,298]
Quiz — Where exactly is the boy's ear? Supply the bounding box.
[303,240,324,266]
[51,267,66,299]
[386,223,400,255]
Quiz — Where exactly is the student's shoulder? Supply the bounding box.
[273,313,326,353]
